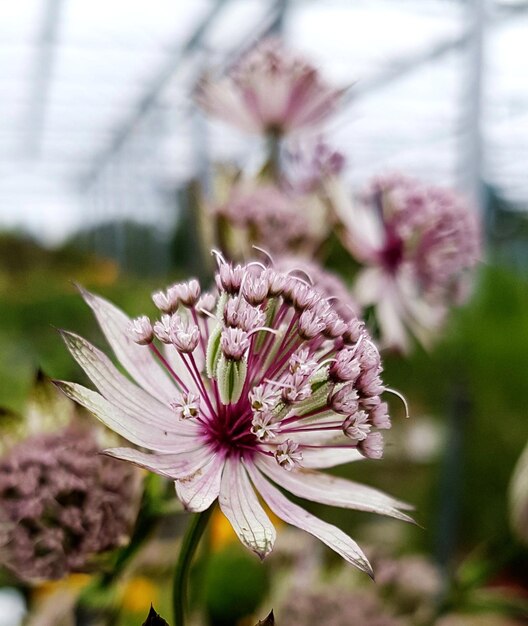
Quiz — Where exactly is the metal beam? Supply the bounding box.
[80,0,231,189]
[347,3,528,102]
[458,0,486,207]
[24,0,64,157]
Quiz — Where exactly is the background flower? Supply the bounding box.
[196,37,342,136]
[329,173,481,351]
[0,426,140,582]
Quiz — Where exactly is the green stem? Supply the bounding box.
[173,507,214,626]
[258,132,281,182]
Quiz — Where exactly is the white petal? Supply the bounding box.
[300,446,363,469]
[326,178,382,260]
[355,267,385,306]
[61,331,196,435]
[104,446,213,479]
[219,458,276,559]
[376,286,410,353]
[54,381,192,453]
[257,456,414,523]
[80,288,176,402]
[175,453,224,512]
[247,463,373,576]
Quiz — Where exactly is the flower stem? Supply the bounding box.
[173,507,214,626]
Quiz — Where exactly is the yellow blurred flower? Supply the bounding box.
[122,576,159,613]
[32,573,92,602]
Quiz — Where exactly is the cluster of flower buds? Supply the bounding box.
[128,255,392,470]
[276,256,360,321]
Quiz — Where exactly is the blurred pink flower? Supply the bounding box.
[276,256,360,321]
[330,173,481,351]
[0,426,138,582]
[196,38,343,136]
[279,584,405,626]
[284,139,345,193]
[216,183,312,256]
[56,255,412,575]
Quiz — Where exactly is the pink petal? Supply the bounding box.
[300,446,363,469]
[196,78,262,133]
[218,458,276,559]
[246,463,373,576]
[175,453,225,512]
[257,457,414,523]
[61,331,196,435]
[79,288,176,402]
[54,381,192,453]
[103,446,213,479]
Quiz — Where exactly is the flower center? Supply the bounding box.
[203,404,258,456]
[379,230,404,274]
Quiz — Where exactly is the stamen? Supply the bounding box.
[314,357,337,371]
[251,245,275,265]
[286,268,314,286]
[247,326,280,338]
[211,249,226,267]
[197,307,219,322]
[384,387,410,418]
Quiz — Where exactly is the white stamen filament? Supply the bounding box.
[384,387,410,418]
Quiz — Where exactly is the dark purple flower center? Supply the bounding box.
[378,230,404,274]
[203,403,257,457]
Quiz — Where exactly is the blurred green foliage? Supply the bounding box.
[0,234,168,411]
[200,544,269,625]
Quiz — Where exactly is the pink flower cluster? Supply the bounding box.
[216,183,313,255]
[0,427,138,581]
[57,254,411,574]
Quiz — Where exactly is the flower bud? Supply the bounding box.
[129,316,153,345]
[343,411,371,441]
[217,355,247,404]
[358,431,384,459]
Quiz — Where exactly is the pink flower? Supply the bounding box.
[196,38,343,136]
[284,138,345,193]
[0,427,139,582]
[330,173,481,351]
[215,182,320,257]
[56,256,412,575]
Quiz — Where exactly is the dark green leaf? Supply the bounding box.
[142,605,169,626]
